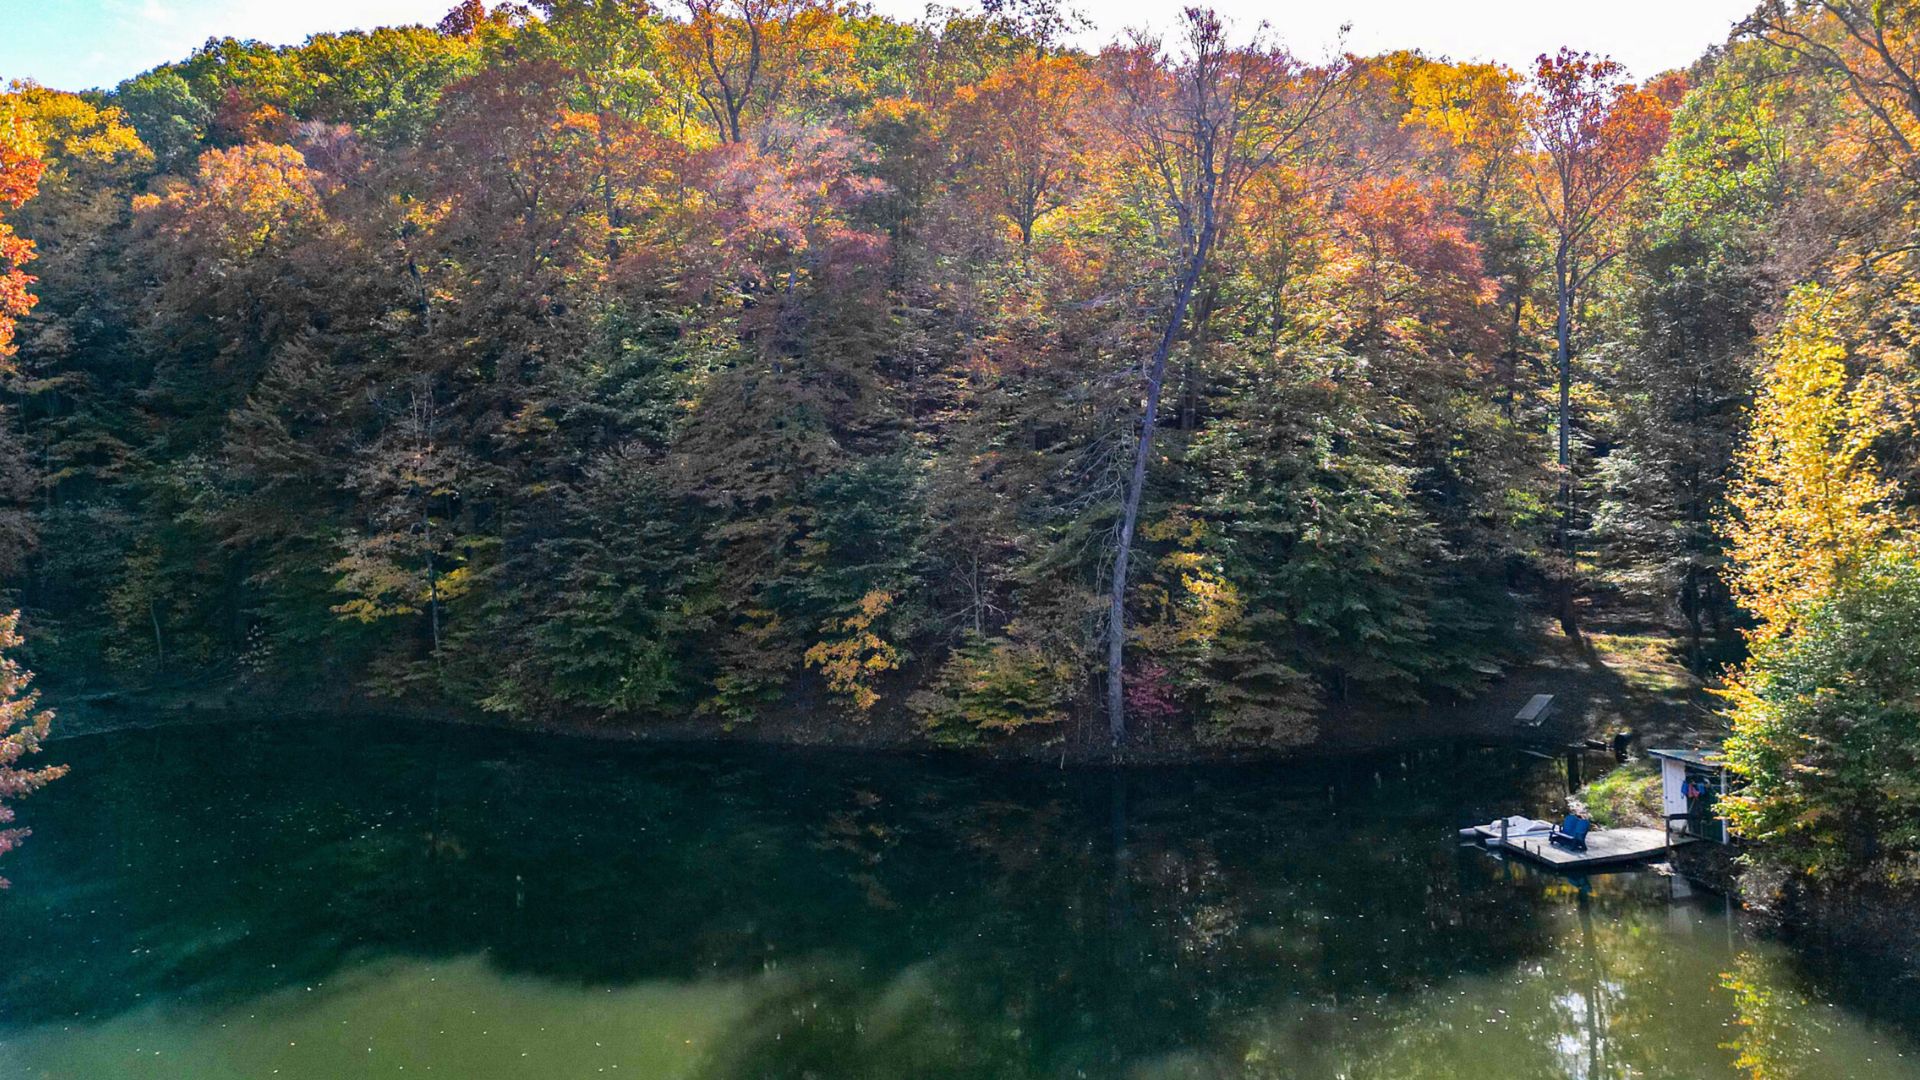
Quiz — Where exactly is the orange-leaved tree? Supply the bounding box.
[669,0,856,145]
[1742,0,1920,187]
[0,92,48,575]
[0,611,66,887]
[0,93,45,367]
[947,54,1099,248]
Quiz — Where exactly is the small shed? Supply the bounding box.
[1649,747,1731,844]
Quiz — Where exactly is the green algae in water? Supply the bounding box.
[0,719,1913,1079]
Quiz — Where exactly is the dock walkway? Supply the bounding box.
[1489,826,1684,870]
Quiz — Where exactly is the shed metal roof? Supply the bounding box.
[1648,747,1722,767]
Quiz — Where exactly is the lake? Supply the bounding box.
[0,718,1914,1078]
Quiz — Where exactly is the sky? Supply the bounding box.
[3,0,1760,93]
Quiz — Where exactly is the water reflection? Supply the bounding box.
[0,720,1911,1078]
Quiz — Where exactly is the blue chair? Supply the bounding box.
[1550,813,1592,852]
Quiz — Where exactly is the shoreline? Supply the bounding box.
[42,655,1920,985]
[40,622,1715,765]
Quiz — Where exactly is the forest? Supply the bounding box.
[1,0,1918,894]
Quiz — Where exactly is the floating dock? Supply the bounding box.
[1488,826,1685,870]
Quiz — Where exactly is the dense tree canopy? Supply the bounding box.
[2,0,1918,822]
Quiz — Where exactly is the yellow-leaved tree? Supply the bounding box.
[1726,285,1900,642]
[803,589,901,712]
[1721,286,1918,880]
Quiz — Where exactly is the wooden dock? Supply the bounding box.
[1489,826,1684,870]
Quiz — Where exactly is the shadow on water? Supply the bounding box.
[0,718,1914,1078]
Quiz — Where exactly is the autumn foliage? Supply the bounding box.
[0,6,1672,749]
[1727,287,1900,640]
[5,0,1920,879]
[0,97,44,367]
[0,612,65,887]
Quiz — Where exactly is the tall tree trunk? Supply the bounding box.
[1178,283,1218,431]
[1107,235,1211,746]
[1682,561,1704,672]
[1502,289,1524,421]
[149,599,165,669]
[1555,247,1573,535]
[599,126,622,265]
[423,492,441,655]
[1554,245,1582,641]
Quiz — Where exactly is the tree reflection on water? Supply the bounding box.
[0,719,1911,1079]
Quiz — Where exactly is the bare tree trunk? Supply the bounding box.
[149,599,165,669]
[1682,561,1703,672]
[1554,245,1582,642]
[1556,247,1573,530]
[425,495,441,655]
[1502,290,1524,421]
[411,383,443,656]
[1107,240,1209,746]
[968,551,984,636]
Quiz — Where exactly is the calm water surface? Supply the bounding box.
[0,719,1915,1079]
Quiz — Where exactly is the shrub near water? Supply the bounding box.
[0,611,66,886]
[1579,759,1661,828]
[1723,552,1920,884]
